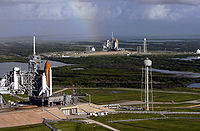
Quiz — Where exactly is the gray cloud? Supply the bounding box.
[0,0,200,6]
[0,0,126,20]
[139,0,200,5]
[0,0,198,21]
[0,0,199,37]
[0,0,50,6]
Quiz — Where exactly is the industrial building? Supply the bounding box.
[86,46,96,53]
[61,103,114,116]
[196,49,200,54]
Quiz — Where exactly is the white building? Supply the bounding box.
[196,49,200,54]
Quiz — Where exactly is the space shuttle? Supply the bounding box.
[39,61,52,96]
[103,32,120,51]
[114,38,118,49]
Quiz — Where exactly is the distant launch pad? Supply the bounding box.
[103,32,124,51]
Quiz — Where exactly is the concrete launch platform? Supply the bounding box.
[0,107,66,128]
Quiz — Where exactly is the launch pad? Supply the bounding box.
[103,32,124,51]
[0,36,75,107]
[29,94,74,106]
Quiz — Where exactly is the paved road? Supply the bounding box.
[116,101,172,105]
[112,111,200,115]
[107,117,200,123]
[154,90,200,95]
[115,99,200,106]
[82,118,120,131]
[53,88,70,94]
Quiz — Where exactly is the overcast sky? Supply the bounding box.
[0,0,200,39]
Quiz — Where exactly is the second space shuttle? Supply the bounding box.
[114,38,118,49]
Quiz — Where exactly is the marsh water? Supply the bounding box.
[188,83,200,88]
[0,60,70,77]
[152,68,200,78]
[171,56,200,88]
[172,56,200,61]
[151,68,200,88]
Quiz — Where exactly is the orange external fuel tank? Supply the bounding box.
[44,61,50,87]
[115,38,118,48]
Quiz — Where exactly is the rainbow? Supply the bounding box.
[69,1,100,38]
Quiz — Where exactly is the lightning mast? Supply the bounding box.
[33,36,36,55]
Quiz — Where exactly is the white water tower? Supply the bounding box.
[142,58,153,111]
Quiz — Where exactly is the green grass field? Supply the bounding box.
[91,113,200,131]
[0,124,49,131]
[0,121,109,131]
[2,94,23,103]
[52,121,109,131]
[105,119,200,131]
